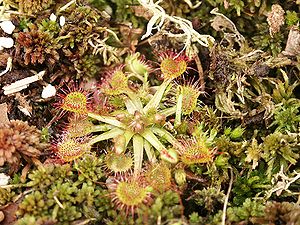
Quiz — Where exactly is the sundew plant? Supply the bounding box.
[52,51,214,173]
[1,0,300,224]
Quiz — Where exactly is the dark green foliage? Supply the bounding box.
[232,167,271,205]
[15,154,110,224]
[226,198,265,223]
[272,104,300,132]
[89,0,145,28]
[261,132,299,179]
[252,24,285,56]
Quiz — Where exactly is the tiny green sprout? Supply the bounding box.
[224,127,232,136]
[230,126,245,140]
[214,153,230,168]
[40,127,50,142]
[174,168,187,186]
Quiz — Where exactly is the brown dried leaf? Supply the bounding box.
[0,203,18,225]
[211,15,236,33]
[15,93,32,117]
[131,6,153,20]
[282,26,300,56]
[0,103,9,125]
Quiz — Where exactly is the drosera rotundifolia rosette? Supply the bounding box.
[51,51,217,214]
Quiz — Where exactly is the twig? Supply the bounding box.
[193,50,205,92]
[58,0,76,12]
[0,56,12,77]
[222,168,233,225]
[3,70,45,95]
[54,196,65,209]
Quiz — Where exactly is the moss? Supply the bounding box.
[0,120,48,174]
[232,167,271,205]
[254,201,300,225]
[0,187,15,206]
[285,10,299,26]
[15,23,60,66]
[11,0,54,14]
[261,132,299,179]
[104,189,183,224]
[15,155,110,224]
[192,187,225,213]
[226,198,265,223]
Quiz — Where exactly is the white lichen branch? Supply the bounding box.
[138,0,215,52]
[265,166,300,200]
[183,0,201,9]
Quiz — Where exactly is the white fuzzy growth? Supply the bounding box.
[0,37,14,50]
[0,20,15,34]
[59,16,66,26]
[50,13,57,21]
[0,173,10,186]
[41,84,56,98]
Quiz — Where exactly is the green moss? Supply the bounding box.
[262,132,299,179]
[232,167,271,205]
[285,11,299,26]
[15,155,110,224]
[227,198,265,223]
[0,187,15,206]
[192,187,225,212]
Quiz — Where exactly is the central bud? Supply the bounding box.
[129,111,146,134]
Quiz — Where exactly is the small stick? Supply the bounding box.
[194,51,205,92]
[222,168,233,225]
